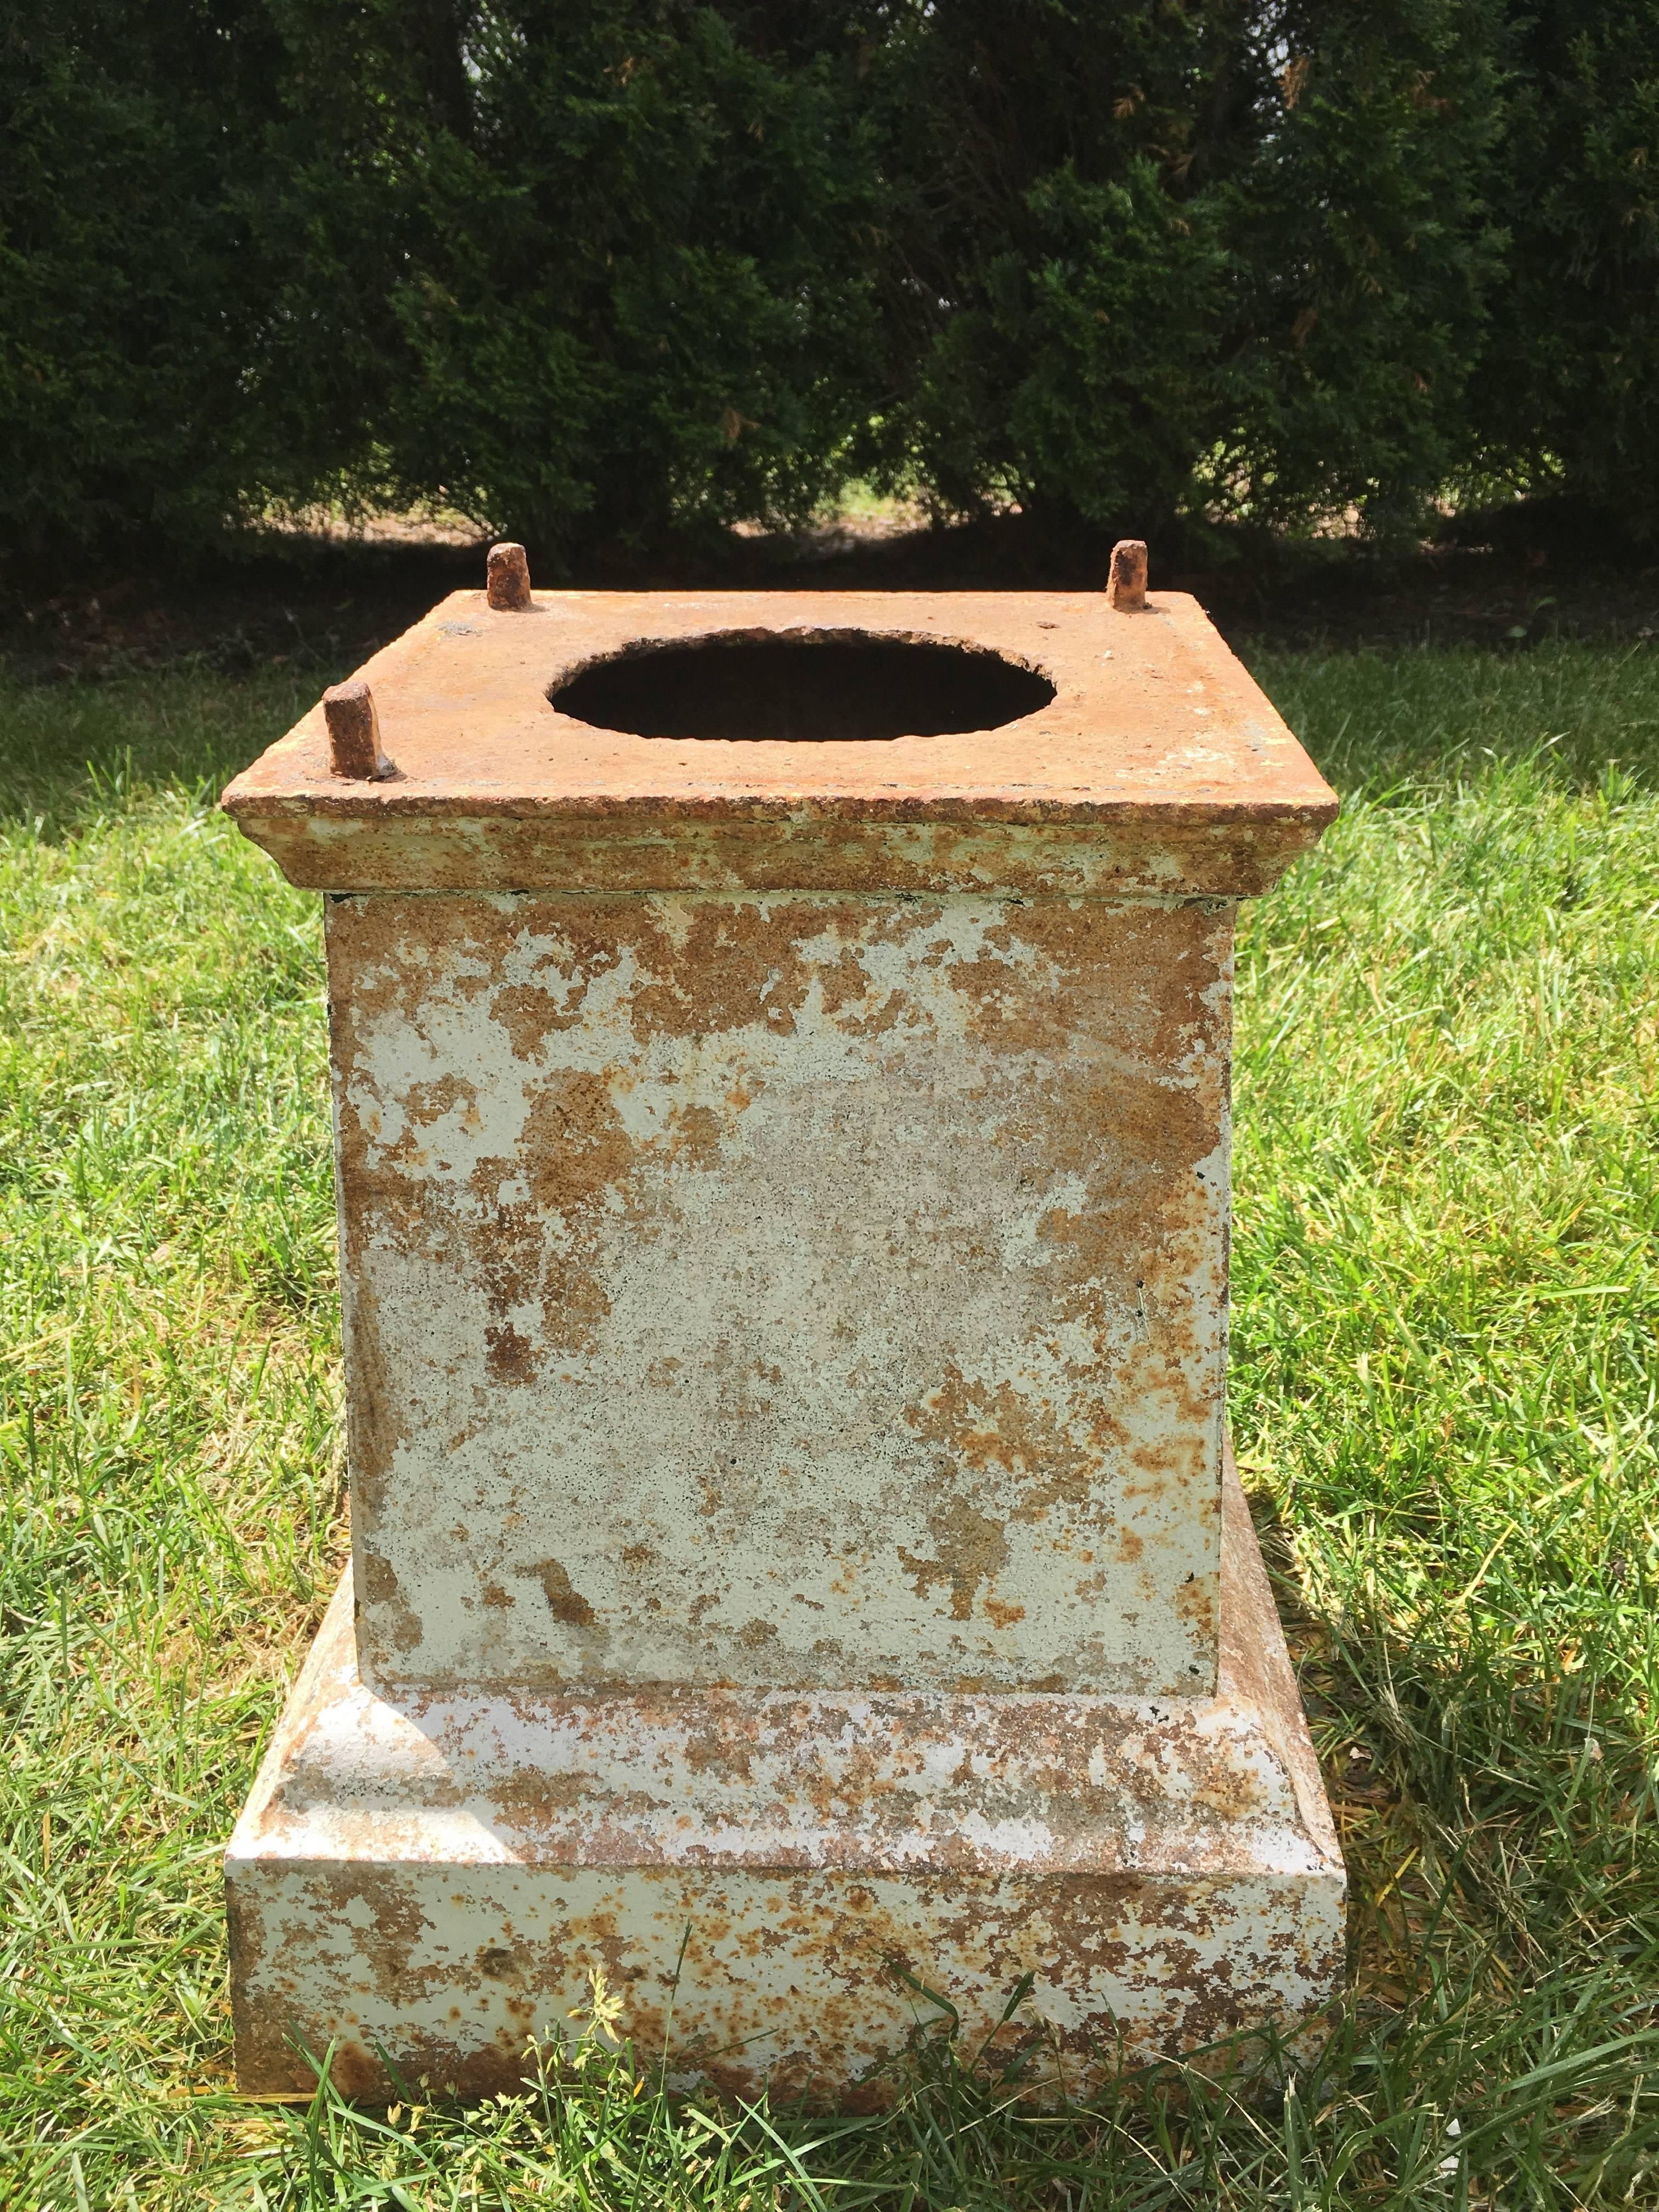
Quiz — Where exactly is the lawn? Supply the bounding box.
[2,640,1657,2208]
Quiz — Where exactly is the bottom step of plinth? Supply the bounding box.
[227,1462,1344,2105]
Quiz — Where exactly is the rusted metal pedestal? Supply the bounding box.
[222,557,1344,2103]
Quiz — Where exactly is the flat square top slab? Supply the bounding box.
[222,589,1336,896]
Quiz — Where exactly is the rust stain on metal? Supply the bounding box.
[486,540,534,612]
[531,1560,597,1627]
[325,888,1231,1699]
[227,1462,1344,2102]
[323,679,392,781]
[221,588,1336,896]
[1108,539,1149,613]
[221,586,1342,2103]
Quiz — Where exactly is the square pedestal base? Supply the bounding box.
[227,1463,1344,2104]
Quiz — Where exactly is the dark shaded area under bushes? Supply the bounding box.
[8,496,1657,693]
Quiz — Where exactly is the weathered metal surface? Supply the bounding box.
[219,590,1338,898]
[331,888,1232,1699]
[227,1459,1345,2104]
[486,541,533,613]
[223,584,1344,2098]
[323,680,392,782]
[1107,539,1149,613]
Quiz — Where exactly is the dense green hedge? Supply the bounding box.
[2,2,1655,573]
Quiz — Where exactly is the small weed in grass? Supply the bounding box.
[1,644,1657,2206]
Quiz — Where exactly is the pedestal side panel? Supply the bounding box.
[329,891,1232,1695]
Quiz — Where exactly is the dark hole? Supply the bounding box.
[549,631,1055,742]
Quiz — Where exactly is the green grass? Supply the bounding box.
[1,641,1657,2207]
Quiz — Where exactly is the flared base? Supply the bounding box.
[227,1457,1344,2105]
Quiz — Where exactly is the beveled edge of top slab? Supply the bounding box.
[221,591,1337,896]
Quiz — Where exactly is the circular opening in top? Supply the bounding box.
[549,630,1056,742]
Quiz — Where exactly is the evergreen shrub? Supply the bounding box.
[1,2,1654,572]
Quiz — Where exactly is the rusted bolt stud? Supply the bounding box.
[486,541,533,611]
[323,679,393,781]
[1107,539,1149,612]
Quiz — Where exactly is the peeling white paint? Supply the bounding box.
[223,589,1342,2102]
[330,893,1232,1698]
[228,1467,1345,2100]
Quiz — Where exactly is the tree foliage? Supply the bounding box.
[1474,3,1659,523]
[0,4,286,561]
[1,1,1654,572]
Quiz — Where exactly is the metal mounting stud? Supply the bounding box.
[323,680,393,780]
[1107,539,1149,612]
[487,541,533,611]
